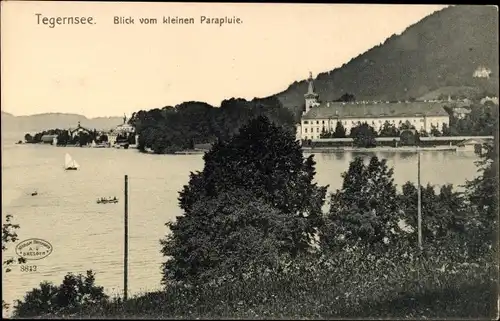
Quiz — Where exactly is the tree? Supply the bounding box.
[133,98,295,154]
[430,125,441,137]
[398,182,467,246]
[78,132,92,146]
[98,134,108,143]
[56,130,70,146]
[350,123,377,148]
[320,156,403,252]
[127,133,136,145]
[161,116,328,284]
[319,127,331,138]
[419,129,429,137]
[400,130,417,146]
[332,121,347,138]
[161,189,290,284]
[13,270,108,318]
[463,138,498,258]
[335,93,356,102]
[24,134,33,143]
[398,120,415,131]
[379,121,400,137]
[441,123,451,136]
[2,215,26,312]
[449,104,496,136]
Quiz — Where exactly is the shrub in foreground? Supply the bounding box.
[161,116,327,285]
[13,270,108,318]
[36,247,497,319]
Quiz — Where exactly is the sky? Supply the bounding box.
[1,2,448,118]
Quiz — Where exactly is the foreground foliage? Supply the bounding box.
[13,270,108,318]
[18,249,496,319]
[2,215,26,313]
[161,116,327,284]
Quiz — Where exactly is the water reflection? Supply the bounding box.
[310,150,479,194]
[2,145,481,311]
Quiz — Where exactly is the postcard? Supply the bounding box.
[1,2,498,319]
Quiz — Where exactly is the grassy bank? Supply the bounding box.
[20,251,497,319]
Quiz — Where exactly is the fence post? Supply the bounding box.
[124,175,129,301]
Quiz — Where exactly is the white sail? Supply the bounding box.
[65,153,79,169]
[65,153,72,168]
[71,159,80,168]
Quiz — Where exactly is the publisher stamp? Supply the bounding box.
[15,238,53,261]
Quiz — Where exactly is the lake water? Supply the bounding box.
[1,142,481,312]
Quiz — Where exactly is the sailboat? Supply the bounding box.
[64,153,80,171]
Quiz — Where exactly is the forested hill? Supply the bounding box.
[271,5,499,116]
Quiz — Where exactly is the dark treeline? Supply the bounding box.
[447,103,498,136]
[24,129,109,146]
[128,97,296,154]
[10,115,498,319]
[316,120,429,148]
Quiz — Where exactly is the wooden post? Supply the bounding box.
[417,147,422,250]
[124,175,129,301]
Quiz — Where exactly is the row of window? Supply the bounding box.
[304,128,322,133]
[303,122,447,134]
[303,119,429,126]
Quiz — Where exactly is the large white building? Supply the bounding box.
[298,73,450,140]
[108,115,137,146]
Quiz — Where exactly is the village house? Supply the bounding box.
[40,134,58,145]
[473,66,492,79]
[451,106,472,119]
[107,115,137,146]
[297,72,450,140]
[456,138,489,154]
[447,100,472,119]
[480,96,499,105]
[69,121,93,138]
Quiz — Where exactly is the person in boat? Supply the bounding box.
[113,196,117,201]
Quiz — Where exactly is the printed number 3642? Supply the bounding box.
[20,265,37,272]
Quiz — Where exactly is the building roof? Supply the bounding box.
[453,107,472,113]
[114,123,135,133]
[302,101,449,120]
[69,122,92,134]
[461,138,486,145]
[41,135,58,141]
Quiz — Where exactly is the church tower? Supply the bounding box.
[303,72,319,115]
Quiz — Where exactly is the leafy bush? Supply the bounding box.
[321,156,404,252]
[161,115,327,285]
[13,270,108,318]
[350,123,377,148]
[2,215,26,313]
[56,248,496,319]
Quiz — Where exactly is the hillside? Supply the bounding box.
[1,111,123,138]
[271,5,499,116]
[417,86,484,101]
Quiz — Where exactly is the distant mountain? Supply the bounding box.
[271,5,499,117]
[1,111,123,137]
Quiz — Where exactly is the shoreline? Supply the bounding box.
[302,146,459,153]
[12,143,477,154]
[11,143,466,155]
